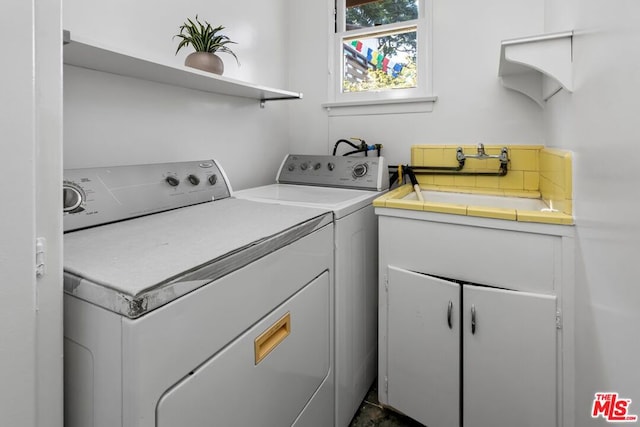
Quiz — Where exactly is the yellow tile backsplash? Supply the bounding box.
[539,148,573,216]
[499,170,525,190]
[453,174,477,188]
[433,174,456,187]
[523,172,540,191]
[509,148,539,171]
[376,144,575,224]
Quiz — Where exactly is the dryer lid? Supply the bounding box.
[64,198,332,318]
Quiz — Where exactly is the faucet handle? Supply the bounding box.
[499,147,509,163]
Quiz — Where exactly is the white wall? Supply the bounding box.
[288,0,546,165]
[63,0,293,190]
[544,0,640,425]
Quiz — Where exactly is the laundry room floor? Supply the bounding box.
[348,381,425,427]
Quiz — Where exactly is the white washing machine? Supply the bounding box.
[62,160,335,427]
[235,154,389,427]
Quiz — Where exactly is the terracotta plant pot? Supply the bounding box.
[184,52,224,75]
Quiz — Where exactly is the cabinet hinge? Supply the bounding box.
[384,275,389,292]
[384,376,388,393]
[35,237,46,278]
[556,311,562,329]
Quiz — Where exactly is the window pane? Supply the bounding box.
[342,28,417,93]
[346,0,418,31]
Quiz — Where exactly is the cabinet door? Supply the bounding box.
[462,285,557,427]
[387,266,460,427]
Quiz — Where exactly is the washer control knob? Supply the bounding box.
[166,176,180,187]
[327,162,335,171]
[208,174,218,185]
[300,162,309,171]
[62,182,85,213]
[187,174,200,185]
[352,163,368,178]
[314,162,322,170]
[287,163,296,172]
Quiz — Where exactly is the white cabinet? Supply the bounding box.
[462,284,557,427]
[386,267,556,427]
[386,267,460,427]
[376,210,575,427]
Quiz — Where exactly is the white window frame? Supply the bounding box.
[325,0,435,113]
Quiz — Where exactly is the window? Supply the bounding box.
[329,0,432,108]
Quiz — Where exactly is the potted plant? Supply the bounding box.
[174,15,240,75]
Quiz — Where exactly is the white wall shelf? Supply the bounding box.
[62,30,302,107]
[498,31,573,107]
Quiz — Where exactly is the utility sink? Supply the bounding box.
[373,185,573,225]
[403,190,551,211]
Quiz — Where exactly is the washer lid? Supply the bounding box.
[235,184,386,219]
[64,198,332,317]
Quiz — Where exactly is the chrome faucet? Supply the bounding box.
[458,143,508,162]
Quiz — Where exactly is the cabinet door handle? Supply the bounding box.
[471,304,477,335]
[447,300,453,329]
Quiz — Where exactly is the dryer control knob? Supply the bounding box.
[187,174,200,185]
[352,163,368,178]
[327,162,335,171]
[166,176,180,187]
[287,163,296,172]
[314,162,322,170]
[300,163,309,171]
[208,174,218,185]
[62,182,85,213]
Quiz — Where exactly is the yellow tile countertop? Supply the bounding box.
[374,184,574,225]
[376,144,575,225]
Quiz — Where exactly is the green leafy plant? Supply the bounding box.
[174,15,239,65]
[343,59,416,93]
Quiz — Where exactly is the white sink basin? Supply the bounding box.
[403,190,550,211]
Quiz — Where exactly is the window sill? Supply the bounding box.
[322,96,437,116]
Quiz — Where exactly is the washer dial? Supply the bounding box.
[352,163,368,178]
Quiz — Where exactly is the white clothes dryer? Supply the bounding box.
[62,160,335,427]
[235,154,389,427]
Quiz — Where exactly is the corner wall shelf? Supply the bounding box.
[62,30,303,107]
[498,31,573,107]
